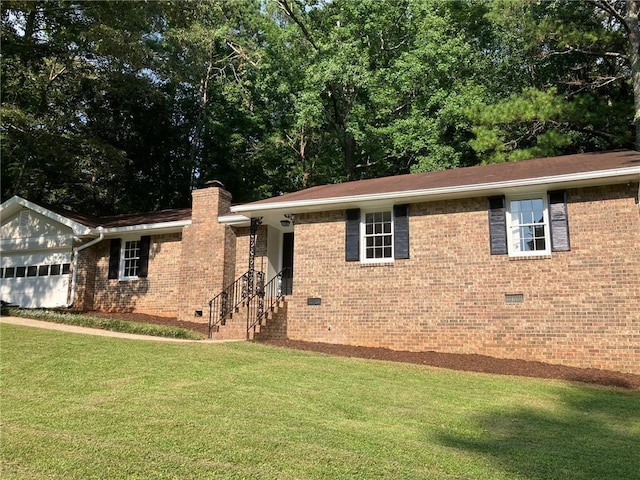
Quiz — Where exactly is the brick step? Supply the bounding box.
[210,298,288,341]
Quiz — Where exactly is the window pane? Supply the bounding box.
[50,264,61,275]
[363,210,393,260]
[16,267,26,277]
[38,265,49,276]
[532,199,544,219]
[62,263,70,274]
[5,267,15,278]
[122,240,140,277]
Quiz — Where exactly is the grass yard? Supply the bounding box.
[1,324,639,480]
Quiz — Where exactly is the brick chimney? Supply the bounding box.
[177,182,236,322]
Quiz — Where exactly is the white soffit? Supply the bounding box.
[100,220,191,236]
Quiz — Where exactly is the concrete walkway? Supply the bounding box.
[0,316,241,343]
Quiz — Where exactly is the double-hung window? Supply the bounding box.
[108,236,151,280]
[506,196,551,256]
[345,206,409,263]
[489,191,570,257]
[121,239,141,279]
[363,211,394,261]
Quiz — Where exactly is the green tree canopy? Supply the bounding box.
[2,0,638,214]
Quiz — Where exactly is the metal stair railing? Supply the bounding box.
[246,268,289,336]
[208,272,250,338]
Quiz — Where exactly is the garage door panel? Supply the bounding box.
[1,275,70,308]
[0,250,71,308]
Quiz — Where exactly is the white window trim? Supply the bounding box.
[119,236,142,280]
[506,194,551,257]
[360,208,394,264]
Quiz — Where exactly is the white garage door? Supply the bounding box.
[1,250,72,308]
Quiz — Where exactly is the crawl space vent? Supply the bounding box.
[505,294,524,304]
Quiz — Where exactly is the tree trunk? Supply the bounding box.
[627,0,640,150]
[343,131,356,181]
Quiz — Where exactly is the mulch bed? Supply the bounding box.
[83,311,640,389]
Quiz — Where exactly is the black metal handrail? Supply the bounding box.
[246,268,289,336]
[208,272,249,338]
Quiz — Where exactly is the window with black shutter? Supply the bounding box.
[107,236,151,280]
[489,190,570,257]
[108,239,121,279]
[345,206,410,263]
[548,191,571,252]
[488,196,508,255]
[138,236,151,278]
[345,209,360,262]
[393,205,410,259]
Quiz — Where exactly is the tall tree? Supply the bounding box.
[272,0,496,180]
[469,0,638,162]
[1,0,180,214]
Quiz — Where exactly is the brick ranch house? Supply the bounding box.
[2,150,639,373]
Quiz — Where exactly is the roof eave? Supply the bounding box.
[230,167,640,216]
[218,214,251,227]
[100,220,191,236]
[0,196,94,236]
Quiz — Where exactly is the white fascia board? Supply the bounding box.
[231,167,640,215]
[101,220,191,236]
[0,196,93,236]
[218,214,251,226]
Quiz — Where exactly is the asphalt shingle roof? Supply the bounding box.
[245,150,640,207]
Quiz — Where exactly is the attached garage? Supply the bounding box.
[0,197,94,308]
[1,250,72,308]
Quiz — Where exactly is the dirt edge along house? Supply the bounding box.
[2,150,639,374]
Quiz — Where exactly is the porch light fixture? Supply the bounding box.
[280,213,296,227]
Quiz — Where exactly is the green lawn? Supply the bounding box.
[1,324,639,480]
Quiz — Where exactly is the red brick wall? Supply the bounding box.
[70,245,97,311]
[89,233,183,316]
[286,183,640,374]
[177,186,234,322]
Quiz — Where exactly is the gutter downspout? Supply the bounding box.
[66,227,104,308]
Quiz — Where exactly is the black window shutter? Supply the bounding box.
[108,239,121,279]
[488,196,508,255]
[393,205,410,259]
[138,235,151,278]
[345,209,360,262]
[548,190,570,252]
